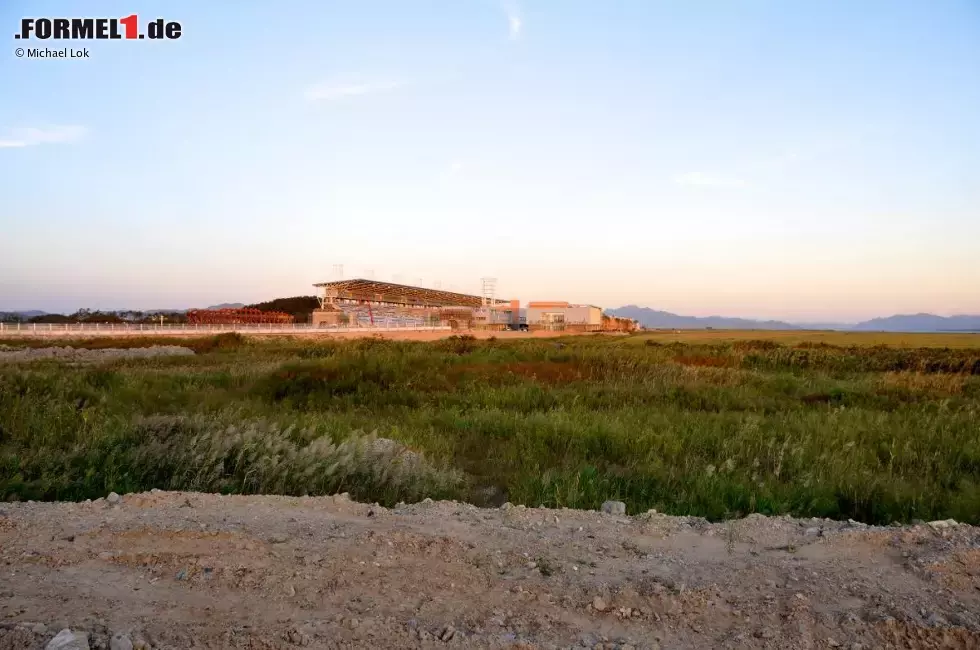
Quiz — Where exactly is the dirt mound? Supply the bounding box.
[0,345,194,363]
[1,492,978,649]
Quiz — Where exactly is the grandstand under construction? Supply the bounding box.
[311,278,519,330]
[310,278,636,332]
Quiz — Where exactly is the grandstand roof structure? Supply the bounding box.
[313,278,511,309]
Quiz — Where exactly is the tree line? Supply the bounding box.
[1,297,322,325]
[1,309,189,324]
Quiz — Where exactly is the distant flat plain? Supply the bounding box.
[630,329,980,348]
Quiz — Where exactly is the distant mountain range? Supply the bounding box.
[205,303,245,310]
[0,310,46,320]
[0,304,241,320]
[848,313,980,333]
[608,306,799,330]
[608,306,980,333]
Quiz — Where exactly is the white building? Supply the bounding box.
[524,301,603,327]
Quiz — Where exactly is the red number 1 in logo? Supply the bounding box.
[120,14,138,39]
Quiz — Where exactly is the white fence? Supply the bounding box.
[0,322,453,337]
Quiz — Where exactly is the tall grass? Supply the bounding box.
[1,333,979,523]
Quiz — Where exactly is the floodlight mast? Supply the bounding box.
[481,277,498,324]
[316,265,346,310]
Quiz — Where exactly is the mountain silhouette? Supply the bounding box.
[608,306,799,330]
[849,313,980,332]
[609,306,980,333]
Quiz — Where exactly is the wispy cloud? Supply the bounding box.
[304,80,408,102]
[0,125,87,149]
[502,1,522,40]
[672,172,748,190]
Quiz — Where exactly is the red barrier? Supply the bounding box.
[186,308,294,325]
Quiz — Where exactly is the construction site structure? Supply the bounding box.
[311,278,520,330]
[314,278,512,310]
[186,308,294,325]
[308,277,637,332]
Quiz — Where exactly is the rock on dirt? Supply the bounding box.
[109,633,133,650]
[2,490,979,649]
[600,500,626,515]
[45,629,89,650]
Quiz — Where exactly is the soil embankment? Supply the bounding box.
[1,491,978,649]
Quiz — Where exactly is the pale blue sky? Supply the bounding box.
[1,0,978,320]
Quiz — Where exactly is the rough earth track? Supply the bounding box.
[0,345,194,363]
[1,491,979,649]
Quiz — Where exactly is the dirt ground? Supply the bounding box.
[0,345,195,363]
[2,493,979,649]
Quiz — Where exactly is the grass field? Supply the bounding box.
[2,332,979,524]
[630,329,980,349]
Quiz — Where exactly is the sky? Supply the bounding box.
[1,0,978,322]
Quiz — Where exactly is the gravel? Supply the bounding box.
[1,490,978,649]
[108,633,133,650]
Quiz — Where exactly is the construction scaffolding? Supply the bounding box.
[314,278,510,310]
